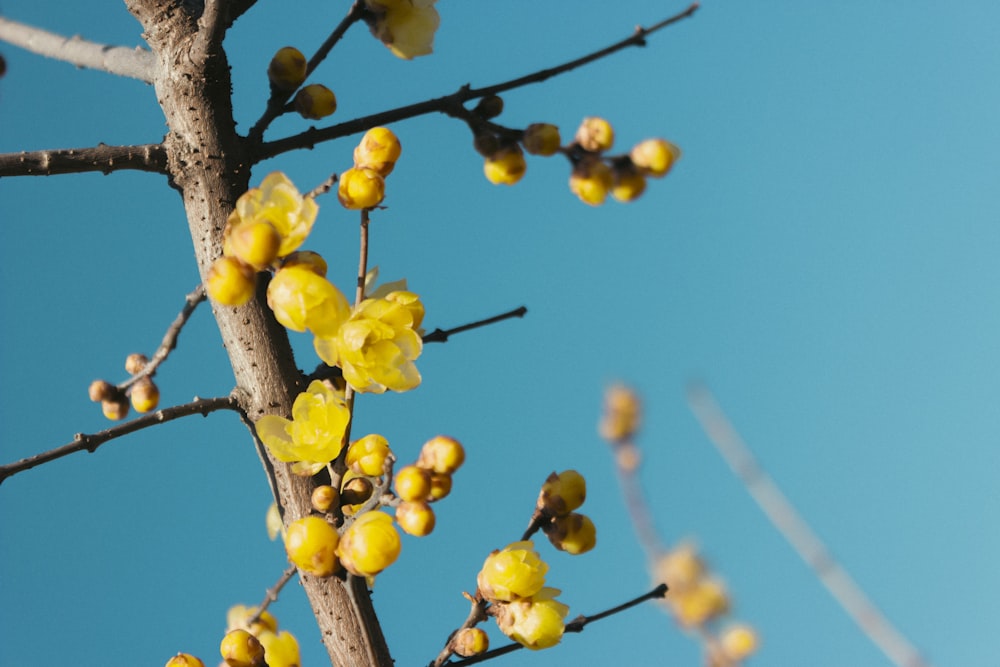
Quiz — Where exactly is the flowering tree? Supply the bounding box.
[0,2,755,666]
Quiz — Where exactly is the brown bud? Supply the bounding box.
[88,379,116,403]
[124,353,149,375]
[473,95,504,119]
[341,477,374,506]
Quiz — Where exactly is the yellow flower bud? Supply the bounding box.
[124,353,149,375]
[599,383,641,442]
[165,654,205,667]
[483,145,527,185]
[494,588,568,650]
[544,512,597,555]
[338,166,385,209]
[611,163,647,202]
[427,471,452,501]
[338,510,402,577]
[88,379,116,402]
[294,84,337,120]
[258,630,301,667]
[720,624,759,661]
[284,516,340,577]
[395,500,435,536]
[220,629,266,667]
[477,541,547,602]
[280,250,328,277]
[130,378,160,413]
[206,256,256,306]
[416,435,465,475]
[522,123,561,156]
[228,220,282,270]
[537,469,586,516]
[346,434,392,476]
[341,475,374,510]
[574,116,614,152]
[569,158,613,206]
[225,604,278,636]
[311,485,339,512]
[394,464,432,502]
[452,627,489,657]
[630,138,681,178]
[102,396,130,421]
[267,46,307,92]
[354,127,402,177]
[366,0,440,60]
[266,265,350,337]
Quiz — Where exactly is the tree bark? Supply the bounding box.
[123,1,392,665]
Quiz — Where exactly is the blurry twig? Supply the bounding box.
[423,306,527,343]
[686,382,933,667]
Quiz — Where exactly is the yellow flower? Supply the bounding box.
[206,256,256,306]
[129,378,160,413]
[258,630,301,667]
[346,433,392,476]
[337,166,385,210]
[569,158,613,206]
[494,587,569,650]
[416,435,465,474]
[220,630,265,667]
[294,84,337,120]
[654,543,704,592]
[393,464,432,502]
[354,127,402,177]
[394,500,435,536]
[670,577,730,627]
[285,516,341,577]
[338,511,402,577]
[255,380,351,476]
[630,138,681,178]
[267,265,350,337]
[452,627,489,657]
[574,117,614,152]
[231,172,318,258]
[477,541,548,602]
[225,604,279,636]
[267,47,307,92]
[599,383,641,443]
[366,0,440,60]
[537,470,586,516]
[483,145,527,185]
[611,163,647,202]
[545,512,597,555]
[720,624,759,661]
[314,291,424,393]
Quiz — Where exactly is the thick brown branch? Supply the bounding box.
[0,15,155,82]
[0,143,168,177]
[0,396,239,485]
[256,3,699,161]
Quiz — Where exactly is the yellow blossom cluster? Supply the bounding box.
[474,109,681,206]
[89,353,161,421]
[363,0,440,60]
[654,543,760,665]
[536,470,597,555]
[220,605,301,667]
[391,435,466,536]
[338,126,403,209]
[477,541,569,650]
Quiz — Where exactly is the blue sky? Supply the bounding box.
[2,1,999,666]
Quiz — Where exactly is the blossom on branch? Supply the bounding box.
[494,587,569,650]
[365,0,440,60]
[255,380,351,475]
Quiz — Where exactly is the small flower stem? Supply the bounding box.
[120,284,206,391]
[430,593,490,667]
[422,306,527,343]
[248,564,297,625]
[0,395,239,484]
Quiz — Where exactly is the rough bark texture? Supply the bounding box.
[123,1,392,665]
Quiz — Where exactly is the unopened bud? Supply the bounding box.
[125,353,149,375]
[574,116,614,152]
[130,378,160,413]
[89,379,116,403]
[294,84,337,120]
[452,627,489,657]
[341,476,374,506]
[311,485,339,512]
[267,46,307,92]
[473,95,504,119]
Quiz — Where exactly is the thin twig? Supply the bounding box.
[248,565,297,625]
[121,284,206,390]
[307,172,339,199]
[439,584,669,666]
[0,143,168,178]
[0,15,156,82]
[430,593,490,667]
[0,395,239,484]
[686,383,933,667]
[247,0,366,142]
[422,306,527,344]
[256,3,699,161]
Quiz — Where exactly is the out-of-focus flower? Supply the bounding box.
[494,587,569,650]
[719,624,759,662]
[365,0,440,60]
[314,291,424,393]
[574,117,614,152]
[478,541,548,602]
[630,138,681,178]
[522,123,561,156]
[267,265,350,337]
[225,604,278,637]
[255,380,351,476]
[537,470,586,516]
[416,435,465,474]
[164,654,205,667]
[338,510,402,577]
[394,464,432,502]
[654,543,704,592]
[599,383,641,443]
[569,157,613,206]
[258,630,300,667]
[395,500,435,536]
[484,145,527,185]
[670,577,730,627]
[611,162,647,202]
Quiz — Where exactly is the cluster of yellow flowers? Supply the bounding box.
[165,605,300,667]
[89,353,160,421]
[477,541,570,651]
[478,113,680,206]
[654,543,759,665]
[363,0,440,60]
[536,470,597,555]
[267,46,338,120]
[277,435,465,580]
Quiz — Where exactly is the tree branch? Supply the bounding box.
[0,396,239,485]
[256,3,699,161]
[121,284,207,390]
[422,306,527,344]
[0,143,168,178]
[0,15,156,82]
